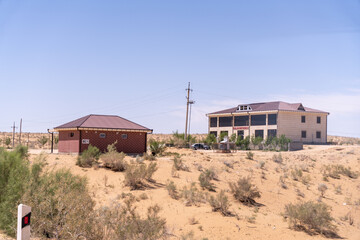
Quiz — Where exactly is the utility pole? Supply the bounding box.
[184,82,192,140]
[19,118,22,145]
[11,122,17,149]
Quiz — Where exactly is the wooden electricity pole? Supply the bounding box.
[184,82,192,140]
[19,118,22,145]
[11,122,16,148]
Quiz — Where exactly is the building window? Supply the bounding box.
[209,131,217,137]
[301,116,306,123]
[69,132,74,137]
[316,131,321,139]
[99,133,106,138]
[267,129,277,138]
[219,117,232,127]
[122,134,128,139]
[234,116,249,126]
[301,131,306,138]
[237,130,244,140]
[251,115,266,126]
[210,117,217,127]
[268,114,277,125]
[317,116,321,124]
[255,130,264,139]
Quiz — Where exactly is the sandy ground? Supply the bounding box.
[16,144,359,240]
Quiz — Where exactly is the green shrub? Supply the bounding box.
[272,153,283,164]
[209,190,231,216]
[204,133,217,145]
[291,168,303,181]
[235,136,250,150]
[199,169,216,191]
[22,169,98,239]
[124,162,158,190]
[251,136,263,146]
[284,201,337,236]
[101,142,126,171]
[278,135,291,151]
[229,177,261,205]
[322,164,359,179]
[76,145,100,168]
[5,137,11,148]
[0,148,30,236]
[38,136,48,148]
[149,140,166,156]
[318,183,328,197]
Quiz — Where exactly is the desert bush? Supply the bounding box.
[322,164,359,180]
[173,155,189,171]
[98,198,167,239]
[143,152,156,161]
[166,180,179,199]
[101,142,126,171]
[256,160,265,169]
[246,151,254,160]
[149,139,166,156]
[318,184,328,197]
[124,162,158,190]
[272,153,283,164]
[229,177,261,205]
[284,201,337,236]
[209,190,231,216]
[181,183,206,206]
[22,169,100,240]
[291,168,303,181]
[76,145,100,168]
[199,169,216,191]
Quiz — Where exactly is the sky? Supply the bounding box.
[0,0,359,137]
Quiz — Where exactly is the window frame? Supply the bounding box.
[234,115,249,126]
[317,116,321,124]
[210,117,218,127]
[301,130,306,138]
[219,116,232,127]
[268,114,277,125]
[255,130,264,139]
[301,116,306,123]
[251,114,266,126]
[316,131,321,139]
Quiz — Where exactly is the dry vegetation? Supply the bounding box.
[1,134,360,240]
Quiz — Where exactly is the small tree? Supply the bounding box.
[204,133,216,145]
[199,169,216,192]
[5,137,11,149]
[318,183,328,198]
[38,136,48,148]
[149,140,166,156]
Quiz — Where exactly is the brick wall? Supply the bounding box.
[58,130,80,153]
[80,130,147,154]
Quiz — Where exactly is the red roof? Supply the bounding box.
[208,101,329,115]
[54,114,152,131]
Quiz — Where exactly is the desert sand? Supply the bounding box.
[12,142,358,240]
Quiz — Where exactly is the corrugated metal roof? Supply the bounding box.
[54,114,151,131]
[208,101,329,115]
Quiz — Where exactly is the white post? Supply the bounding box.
[17,204,31,240]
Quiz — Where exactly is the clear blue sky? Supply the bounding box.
[0,0,359,137]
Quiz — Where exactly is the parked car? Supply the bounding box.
[191,143,210,150]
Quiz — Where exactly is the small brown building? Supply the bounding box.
[54,114,152,154]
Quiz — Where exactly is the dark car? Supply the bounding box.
[191,143,210,150]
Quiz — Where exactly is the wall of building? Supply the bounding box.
[277,111,327,143]
[58,130,80,153]
[80,130,147,154]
